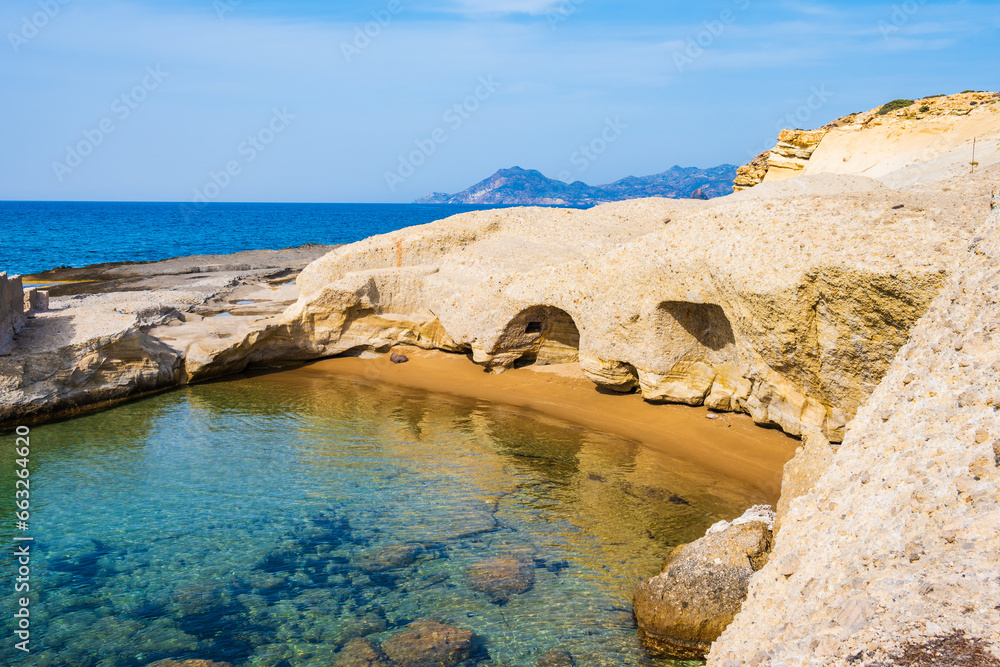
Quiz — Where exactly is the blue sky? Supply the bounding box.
[0,0,997,203]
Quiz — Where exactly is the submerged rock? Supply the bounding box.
[381,619,475,667]
[390,352,410,364]
[429,509,498,541]
[333,638,393,667]
[146,661,234,667]
[465,557,535,604]
[536,649,575,666]
[358,544,421,571]
[633,506,774,660]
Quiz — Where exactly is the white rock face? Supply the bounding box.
[707,199,1000,666]
[0,272,25,354]
[263,171,993,442]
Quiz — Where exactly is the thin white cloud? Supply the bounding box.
[435,0,562,16]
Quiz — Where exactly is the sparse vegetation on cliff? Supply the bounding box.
[878,99,915,115]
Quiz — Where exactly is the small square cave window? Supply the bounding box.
[525,321,543,334]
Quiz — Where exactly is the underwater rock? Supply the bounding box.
[381,619,475,667]
[430,509,498,541]
[339,613,390,641]
[359,544,421,571]
[333,637,394,667]
[169,583,228,617]
[465,557,535,604]
[146,660,235,667]
[536,649,575,666]
[390,352,410,364]
[633,506,774,660]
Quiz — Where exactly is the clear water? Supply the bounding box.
[0,202,541,276]
[0,369,765,667]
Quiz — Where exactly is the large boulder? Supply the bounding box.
[380,620,475,667]
[633,506,774,660]
[465,557,535,604]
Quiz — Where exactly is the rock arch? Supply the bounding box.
[490,305,581,370]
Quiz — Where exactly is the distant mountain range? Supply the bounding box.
[415,165,737,206]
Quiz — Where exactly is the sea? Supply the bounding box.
[0,201,536,277]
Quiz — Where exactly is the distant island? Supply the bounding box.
[415,165,737,206]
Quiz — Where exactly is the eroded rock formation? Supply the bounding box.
[0,272,25,354]
[735,91,1000,192]
[633,506,775,660]
[706,186,1000,667]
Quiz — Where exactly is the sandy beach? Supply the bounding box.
[276,345,799,502]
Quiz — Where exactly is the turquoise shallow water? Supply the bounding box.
[0,370,764,666]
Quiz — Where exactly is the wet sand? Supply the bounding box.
[280,346,799,502]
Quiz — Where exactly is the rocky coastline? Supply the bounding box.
[2,91,1000,665]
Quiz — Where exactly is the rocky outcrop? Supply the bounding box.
[707,195,1000,666]
[380,620,475,667]
[735,91,1000,192]
[633,506,774,660]
[269,177,990,442]
[0,246,333,428]
[465,557,536,604]
[774,429,835,533]
[0,272,25,354]
[732,151,769,191]
[763,129,829,182]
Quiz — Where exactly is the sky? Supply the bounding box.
[0,0,997,203]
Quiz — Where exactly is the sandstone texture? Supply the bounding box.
[708,179,1000,665]
[774,430,834,533]
[263,176,989,443]
[736,91,999,191]
[0,272,25,354]
[633,506,774,659]
[0,246,334,427]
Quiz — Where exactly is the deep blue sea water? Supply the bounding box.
[0,201,528,276]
